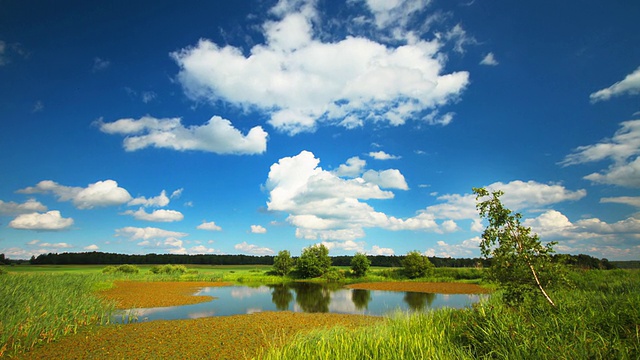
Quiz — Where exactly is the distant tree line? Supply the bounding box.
[20,251,617,269]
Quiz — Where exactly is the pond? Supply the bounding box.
[116,283,485,322]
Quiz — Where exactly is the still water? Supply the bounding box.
[118,283,484,322]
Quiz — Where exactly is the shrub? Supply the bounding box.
[102,264,140,274]
[323,268,345,282]
[0,267,6,275]
[402,251,434,279]
[149,264,187,275]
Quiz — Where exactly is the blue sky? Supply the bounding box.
[1,0,639,260]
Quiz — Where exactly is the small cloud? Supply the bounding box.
[92,57,110,72]
[369,245,394,256]
[32,100,44,113]
[480,52,499,66]
[170,188,184,199]
[590,66,640,103]
[368,151,401,160]
[234,241,274,255]
[197,221,222,231]
[423,111,454,126]
[128,190,170,207]
[250,225,267,234]
[84,244,99,251]
[122,208,184,222]
[142,91,157,103]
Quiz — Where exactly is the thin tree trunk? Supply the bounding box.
[528,262,556,307]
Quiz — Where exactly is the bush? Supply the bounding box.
[402,251,434,279]
[0,267,6,275]
[149,264,188,275]
[323,268,345,282]
[102,264,140,274]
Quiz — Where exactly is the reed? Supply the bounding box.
[0,273,115,358]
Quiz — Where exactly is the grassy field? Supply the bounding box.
[259,269,640,359]
[2,265,637,359]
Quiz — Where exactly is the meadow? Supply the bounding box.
[0,265,638,359]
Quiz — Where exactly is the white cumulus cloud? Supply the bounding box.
[171,1,468,135]
[115,226,188,241]
[98,115,268,155]
[122,208,184,222]
[234,241,274,255]
[197,221,222,231]
[265,151,456,241]
[250,225,267,234]
[128,190,170,207]
[0,199,47,215]
[560,120,640,188]
[18,180,132,209]
[9,211,74,231]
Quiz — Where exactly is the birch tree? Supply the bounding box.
[473,187,558,306]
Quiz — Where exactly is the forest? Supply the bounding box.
[1,251,616,269]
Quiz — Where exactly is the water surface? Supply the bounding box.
[118,283,484,322]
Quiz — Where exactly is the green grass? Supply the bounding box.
[0,273,115,358]
[258,269,640,360]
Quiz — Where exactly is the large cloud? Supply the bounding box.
[18,180,132,209]
[9,211,74,231]
[98,116,267,155]
[266,151,453,241]
[560,120,640,188]
[171,2,469,135]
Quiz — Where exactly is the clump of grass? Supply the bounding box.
[0,273,115,358]
[259,309,471,359]
[101,264,140,274]
[0,266,6,275]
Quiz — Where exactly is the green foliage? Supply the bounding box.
[473,187,560,306]
[149,264,188,275]
[102,264,140,274]
[323,268,346,282]
[273,250,295,276]
[0,266,6,275]
[297,244,332,278]
[350,253,371,277]
[401,251,434,279]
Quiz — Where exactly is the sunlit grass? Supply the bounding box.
[259,269,640,360]
[0,273,115,358]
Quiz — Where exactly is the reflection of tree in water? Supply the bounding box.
[269,284,293,310]
[292,282,331,313]
[351,289,371,310]
[403,292,435,311]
